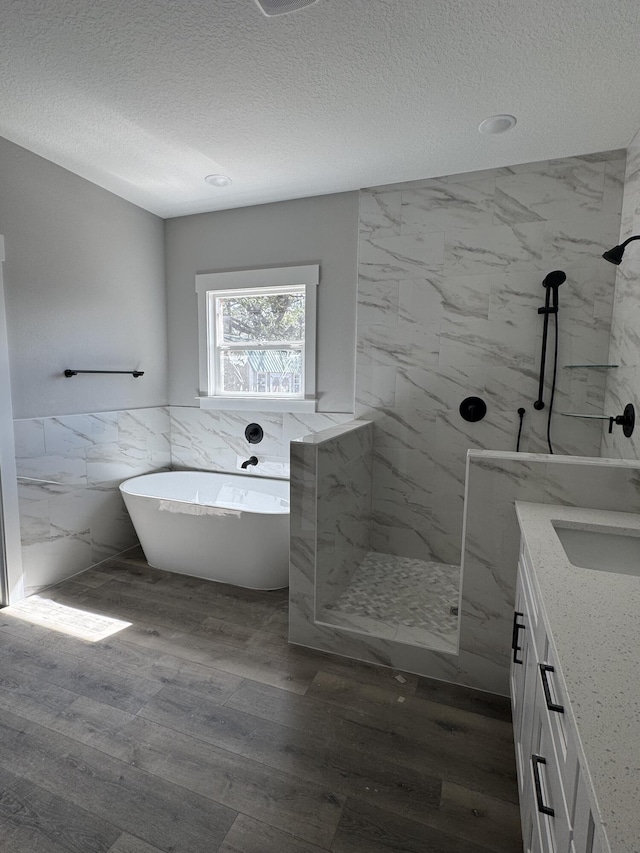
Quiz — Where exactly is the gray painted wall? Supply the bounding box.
[602,126,640,459]
[165,192,359,413]
[0,136,168,419]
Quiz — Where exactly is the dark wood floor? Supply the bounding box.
[0,547,522,853]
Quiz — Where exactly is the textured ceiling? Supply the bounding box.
[1,0,639,218]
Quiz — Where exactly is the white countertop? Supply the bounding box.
[515,502,640,853]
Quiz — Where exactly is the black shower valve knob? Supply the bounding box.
[459,396,487,423]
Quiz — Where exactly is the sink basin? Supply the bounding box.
[552,522,640,577]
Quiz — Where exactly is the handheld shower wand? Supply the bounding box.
[534,271,567,411]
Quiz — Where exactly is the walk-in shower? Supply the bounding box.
[290,420,462,658]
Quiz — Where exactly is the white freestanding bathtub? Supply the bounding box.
[119,471,290,589]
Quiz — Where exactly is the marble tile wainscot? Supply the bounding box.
[13,407,171,594]
[169,407,354,478]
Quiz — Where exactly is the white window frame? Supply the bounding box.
[195,264,319,412]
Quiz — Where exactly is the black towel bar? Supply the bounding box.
[64,369,144,378]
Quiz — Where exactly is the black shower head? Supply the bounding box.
[602,234,640,265]
[542,270,567,288]
[603,244,625,265]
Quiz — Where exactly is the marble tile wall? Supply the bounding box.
[291,445,640,695]
[13,407,170,594]
[356,151,626,566]
[460,451,640,694]
[12,405,353,595]
[290,420,374,645]
[169,407,353,477]
[602,127,640,459]
[315,423,373,612]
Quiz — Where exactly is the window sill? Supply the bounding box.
[196,396,317,413]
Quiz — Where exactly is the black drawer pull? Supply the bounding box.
[512,611,525,664]
[531,754,555,816]
[540,664,565,713]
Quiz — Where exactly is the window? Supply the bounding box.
[195,265,319,412]
[211,285,305,397]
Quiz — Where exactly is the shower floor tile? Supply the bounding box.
[320,552,460,654]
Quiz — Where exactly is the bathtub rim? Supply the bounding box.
[119,469,290,516]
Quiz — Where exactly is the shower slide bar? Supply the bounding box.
[64,369,144,378]
[533,271,566,411]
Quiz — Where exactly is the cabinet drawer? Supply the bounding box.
[574,773,611,853]
[572,766,592,852]
[519,544,545,654]
[531,688,572,853]
[537,643,578,801]
[512,573,538,791]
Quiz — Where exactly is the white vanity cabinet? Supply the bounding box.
[511,540,609,853]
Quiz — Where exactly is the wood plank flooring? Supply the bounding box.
[0,547,522,853]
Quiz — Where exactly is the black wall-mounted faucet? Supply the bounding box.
[241,456,259,469]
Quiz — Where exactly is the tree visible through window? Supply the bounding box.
[210,285,306,397]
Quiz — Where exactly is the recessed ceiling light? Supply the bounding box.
[205,174,232,188]
[478,114,517,135]
[254,0,320,16]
